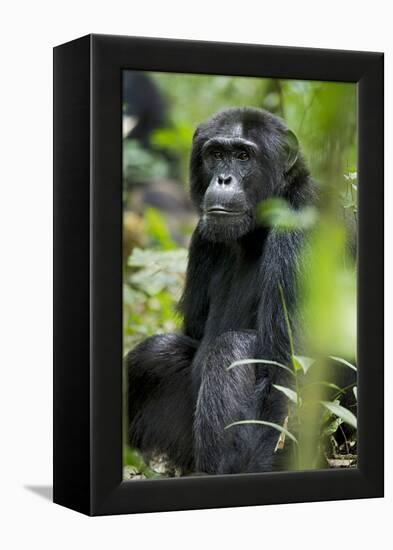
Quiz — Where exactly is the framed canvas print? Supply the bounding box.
[53,34,384,516]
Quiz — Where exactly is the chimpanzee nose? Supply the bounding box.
[217,174,232,185]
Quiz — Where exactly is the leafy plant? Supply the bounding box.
[143,207,177,251]
[122,73,358,476]
[123,139,170,183]
[123,446,162,479]
[123,247,187,350]
[226,285,357,470]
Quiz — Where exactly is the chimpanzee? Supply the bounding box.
[127,107,314,474]
[123,71,166,145]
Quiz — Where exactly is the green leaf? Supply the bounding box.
[323,416,343,436]
[321,398,340,423]
[124,447,150,471]
[258,197,318,231]
[128,247,188,270]
[344,171,357,181]
[143,467,162,479]
[225,420,298,444]
[321,401,357,429]
[123,447,162,479]
[123,139,170,182]
[293,355,315,374]
[127,248,188,296]
[227,358,294,377]
[329,356,357,371]
[144,207,176,250]
[273,384,299,404]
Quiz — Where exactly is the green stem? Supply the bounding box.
[332,382,356,401]
[278,283,295,359]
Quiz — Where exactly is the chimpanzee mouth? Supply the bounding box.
[205,207,245,216]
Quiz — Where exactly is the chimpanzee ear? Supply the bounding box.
[193,126,200,141]
[283,129,299,173]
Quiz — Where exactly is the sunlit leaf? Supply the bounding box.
[128,247,188,270]
[127,248,188,296]
[293,355,315,374]
[321,401,357,429]
[228,358,294,377]
[344,171,357,181]
[329,356,357,372]
[273,384,299,404]
[323,416,343,436]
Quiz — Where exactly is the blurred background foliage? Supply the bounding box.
[122,70,357,477]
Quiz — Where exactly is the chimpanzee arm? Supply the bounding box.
[194,330,289,473]
[178,231,218,340]
[257,229,304,361]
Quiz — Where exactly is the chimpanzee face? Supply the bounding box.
[199,133,261,241]
[190,108,298,243]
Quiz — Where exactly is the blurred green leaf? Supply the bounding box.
[300,221,357,357]
[152,125,194,152]
[304,381,342,393]
[144,207,177,250]
[123,139,170,182]
[258,197,318,231]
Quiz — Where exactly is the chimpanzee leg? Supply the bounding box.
[194,331,288,474]
[127,333,198,472]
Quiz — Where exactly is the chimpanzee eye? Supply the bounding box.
[237,151,250,161]
[212,151,223,160]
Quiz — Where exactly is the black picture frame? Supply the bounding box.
[53,34,384,516]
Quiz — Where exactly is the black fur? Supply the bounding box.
[127,108,314,474]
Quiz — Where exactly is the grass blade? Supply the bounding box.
[227,358,294,377]
[329,356,357,372]
[225,419,298,444]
